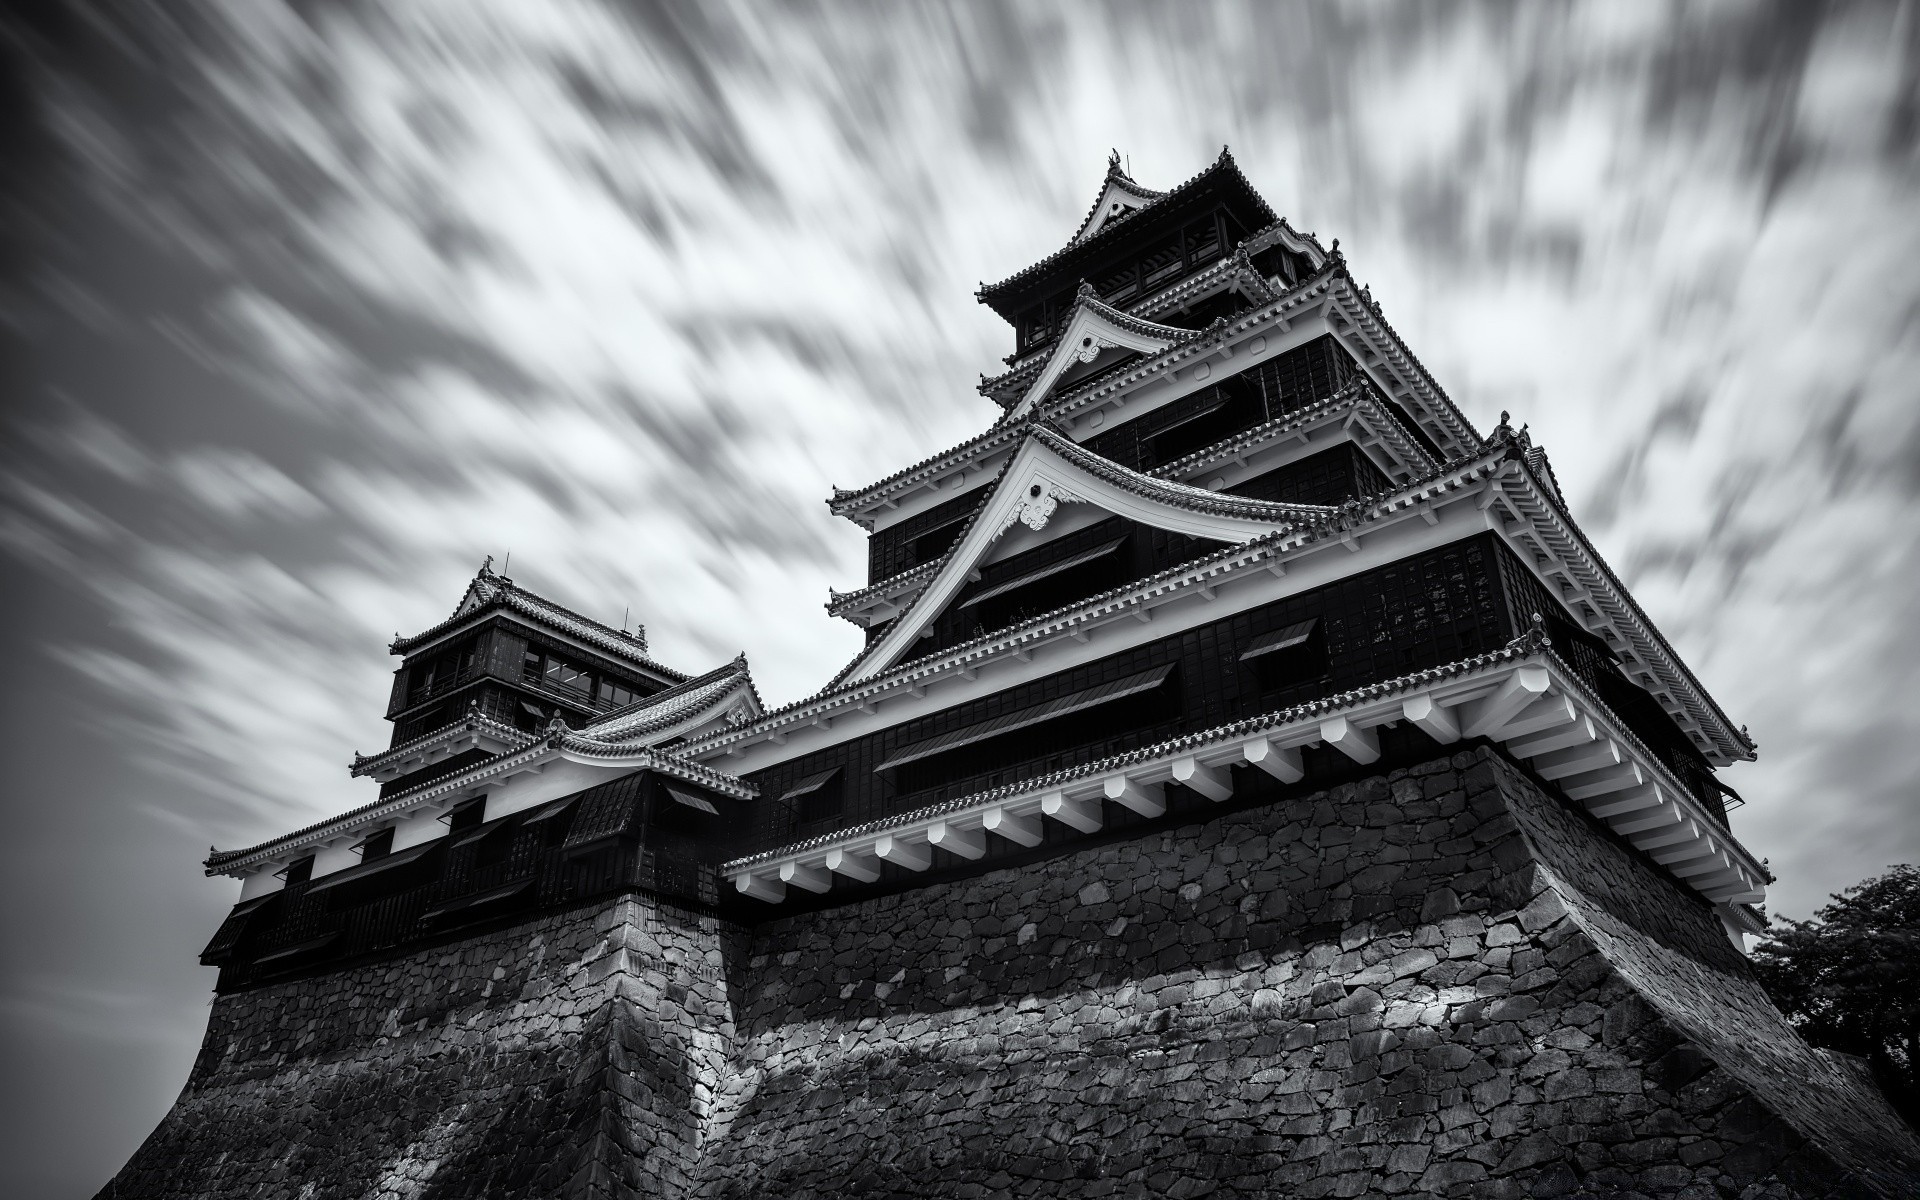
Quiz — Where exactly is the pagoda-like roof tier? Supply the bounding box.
[578,653,762,745]
[981,219,1322,401]
[713,439,1752,769]
[207,654,762,877]
[390,565,685,682]
[349,712,534,782]
[721,635,1769,912]
[833,254,1476,525]
[976,147,1279,322]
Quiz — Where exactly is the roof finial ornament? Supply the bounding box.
[1076,279,1097,300]
[1491,410,1516,445]
[481,554,494,575]
[1108,147,1122,173]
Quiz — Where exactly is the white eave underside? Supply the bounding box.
[723,647,1768,912]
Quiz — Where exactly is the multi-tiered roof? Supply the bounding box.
[201,151,1768,984]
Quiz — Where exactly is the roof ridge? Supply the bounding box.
[721,636,1550,871]
[977,146,1274,304]
[390,568,688,682]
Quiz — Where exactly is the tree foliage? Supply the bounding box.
[1752,864,1920,1122]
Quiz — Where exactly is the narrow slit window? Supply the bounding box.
[1239,618,1319,661]
[960,538,1128,608]
[875,664,1174,773]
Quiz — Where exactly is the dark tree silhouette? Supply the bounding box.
[1752,865,1920,1124]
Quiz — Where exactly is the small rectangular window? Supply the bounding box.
[279,855,314,886]
[443,798,486,833]
[781,769,843,824]
[357,828,394,861]
[875,664,1173,773]
[600,680,637,709]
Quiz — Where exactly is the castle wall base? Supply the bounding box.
[99,896,738,1200]
[103,748,1920,1198]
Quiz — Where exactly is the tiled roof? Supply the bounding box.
[580,654,757,743]
[977,147,1277,305]
[799,425,1353,699]
[390,566,686,682]
[1069,153,1168,243]
[721,631,1552,872]
[837,260,1343,518]
[348,712,533,779]
[827,559,944,618]
[205,726,754,874]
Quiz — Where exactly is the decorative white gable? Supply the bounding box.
[844,427,1322,684]
[1072,152,1166,243]
[1009,291,1188,421]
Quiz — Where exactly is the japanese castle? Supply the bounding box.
[199,148,1768,986]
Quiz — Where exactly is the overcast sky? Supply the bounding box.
[3,2,1917,1196]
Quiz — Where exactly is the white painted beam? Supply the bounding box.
[1241,738,1303,783]
[1319,715,1380,764]
[1400,695,1459,744]
[735,874,785,903]
[779,862,833,894]
[1461,665,1551,738]
[982,806,1043,847]
[1042,790,1102,833]
[1104,776,1166,817]
[825,847,881,883]
[1650,836,1719,867]
[1493,694,1578,740]
[1562,762,1645,801]
[1629,818,1701,851]
[927,821,987,861]
[1171,756,1232,802]
[1586,784,1666,819]
[1506,715,1599,759]
[1670,848,1736,879]
[874,833,932,872]
[1612,802,1684,836]
[1534,739,1624,781]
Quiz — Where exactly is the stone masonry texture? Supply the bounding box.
[102,747,1920,1198]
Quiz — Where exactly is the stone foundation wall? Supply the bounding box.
[104,748,1920,1199]
[98,896,739,1200]
[698,748,1920,1198]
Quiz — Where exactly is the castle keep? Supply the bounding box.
[105,151,1919,1198]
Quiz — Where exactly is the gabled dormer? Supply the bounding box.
[843,424,1331,685]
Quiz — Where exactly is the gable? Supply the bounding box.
[1009,296,1188,420]
[1076,175,1161,242]
[843,428,1323,684]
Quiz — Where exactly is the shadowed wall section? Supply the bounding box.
[101,748,1920,1198]
[99,897,739,1200]
[700,747,1918,1198]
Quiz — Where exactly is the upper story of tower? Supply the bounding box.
[353,563,690,799]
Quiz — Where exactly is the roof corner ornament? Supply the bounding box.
[1507,610,1552,653]
[480,554,495,575]
[1076,279,1098,300]
[1107,147,1123,174]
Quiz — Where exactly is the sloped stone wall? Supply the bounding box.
[697,747,1920,1198]
[104,748,1920,1198]
[98,895,739,1200]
